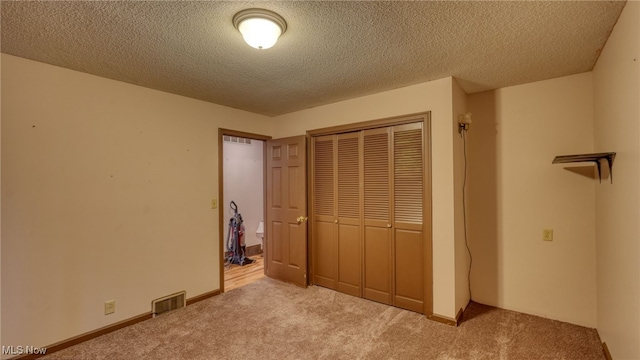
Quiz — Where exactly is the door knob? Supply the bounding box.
[334,219,339,224]
[387,224,392,228]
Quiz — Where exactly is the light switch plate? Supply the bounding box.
[211,199,217,209]
[543,229,553,241]
[105,300,115,315]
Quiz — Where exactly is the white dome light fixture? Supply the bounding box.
[233,9,287,50]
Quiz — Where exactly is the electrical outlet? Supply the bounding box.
[211,199,217,209]
[105,300,116,315]
[543,229,554,242]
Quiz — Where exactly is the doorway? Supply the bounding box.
[218,129,271,293]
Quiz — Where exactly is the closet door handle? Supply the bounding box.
[387,224,392,228]
[334,220,339,224]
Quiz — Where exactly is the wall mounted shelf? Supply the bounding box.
[552,152,616,183]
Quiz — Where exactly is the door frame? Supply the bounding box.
[306,111,433,316]
[218,128,272,293]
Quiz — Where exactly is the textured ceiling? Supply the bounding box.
[1,1,626,116]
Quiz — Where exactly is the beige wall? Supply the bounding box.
[467,72,597,327]
[273,77,459,318]
[0,54,272,350]
[452,78,470,315]
[592,1,640,358]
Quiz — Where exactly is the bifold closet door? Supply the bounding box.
[313,135,336,289]
[312,120,426,314]
[392,123,424,313]
[362,127,392,305]
[336,132,361,297]
[312,133,362,296]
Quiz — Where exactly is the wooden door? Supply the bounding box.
[312,133,362,296]
[309,116,429,315]
[266,135,308,287]
[336,132,361,297]
[362,127,393,305]
[311,135,336,289]
[392,123,424,313]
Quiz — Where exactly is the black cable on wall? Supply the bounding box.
[461,122,473,301]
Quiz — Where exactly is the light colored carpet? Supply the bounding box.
[43,278,604,359]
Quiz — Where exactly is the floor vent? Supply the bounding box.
[152,291,186,317]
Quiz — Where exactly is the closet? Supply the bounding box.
[310,116,429,314]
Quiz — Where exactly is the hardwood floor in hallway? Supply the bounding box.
[224,255,265,292]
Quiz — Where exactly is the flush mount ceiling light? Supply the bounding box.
[233,8,287,50]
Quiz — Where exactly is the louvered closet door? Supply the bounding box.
[392,122,424,313]
[362,127,392,305]
[313,135,336,289]
[336,132,361,297]
[312,119,428,314]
